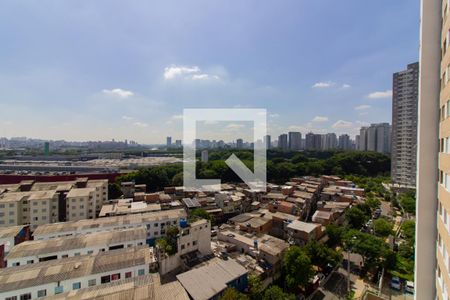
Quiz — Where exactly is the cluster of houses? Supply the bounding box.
[0,175,365,300]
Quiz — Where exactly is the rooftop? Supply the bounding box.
[33,208,186,237]
[0,246,151,293]
[287,220,320,233]
[6,227,147,260]
[66,188,95,198]
[0,225,27,239]
[176,257,248,300]
[99,199,161,217]
[44,274,190,300]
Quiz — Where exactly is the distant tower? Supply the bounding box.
[201,150,209,162]
[166,136,172,148]
[44,142,50,156]
[277,134,288,150]
[236,139,244,149]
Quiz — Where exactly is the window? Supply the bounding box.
[125,271,132,278]
[27,260,34,264]
[37,289,47,297]
[73,282,81,290]
[19,294,31,300]
[88,279,96,287]
[87,250,94,254]
[111,273,121,281]
[55,286,64,294]
[101,275,111,284]
[74,252,80,256]
[5,297,17,300]
[138,269,145,276]
[12,262,20,267]
[181,244,185,250]
[62,254,68,258]
[193,241,197,246]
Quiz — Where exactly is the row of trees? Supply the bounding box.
[114,150,391,190]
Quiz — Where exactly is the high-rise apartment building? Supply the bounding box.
[375,123,391,154]
[391,62,419,187]
[304,133,322,150]
[288,132,302,150]
[236,138,244,149]
[278,134,288,150]
[338,134,351,150]
[415,1,444,298]
[166,136,172,147]
[263,135,271,149]
[357,123,391,154]
[321,133,337,150]
[359,127,368,151]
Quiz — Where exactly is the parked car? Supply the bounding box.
[390,276,401,290]
[405,281,414,294]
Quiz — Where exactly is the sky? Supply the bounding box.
[0,0,419,144]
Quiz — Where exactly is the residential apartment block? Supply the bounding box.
[32,208,187,245]
[358,123,391,154]
[0,179,108,230]
[5,227,147,267]
[391,62,419,187]
[0,246,153,300]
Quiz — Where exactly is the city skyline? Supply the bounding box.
[0,1,418,143]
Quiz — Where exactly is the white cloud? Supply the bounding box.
[226,123,245,130]
[269,113,279,118]
[312,116,329,122]
[102,88,134,98]
[332,120,353,129]
[133,122,148,128]
[342,84,351,89]
[367,90,392,99]
[354,104,371,110]
[121,115,134,121]
[312,81,335,88]
[164,65,199,80]
[164,65,220,81]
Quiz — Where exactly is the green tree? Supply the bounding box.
[108,182,123,199]
[157,226,179,255]
[401,220,415,242]
[172,172,183,186]
[304,240,343,270]
[189,208,215,226]
[345,207,369,229]
[248,275,264,300]
[262,285,295,300]
[399,191,416,214]
[365,197,381,210]
[373,218,393,237]
[343,230,390,269]
[283,246,314,290]
[220,288,249,300]
[325,224,344,247]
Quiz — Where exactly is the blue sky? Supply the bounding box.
[0,1,419,144]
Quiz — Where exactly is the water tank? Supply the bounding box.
[179,218,188,228]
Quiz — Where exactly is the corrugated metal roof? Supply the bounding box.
[6,227,147,260]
